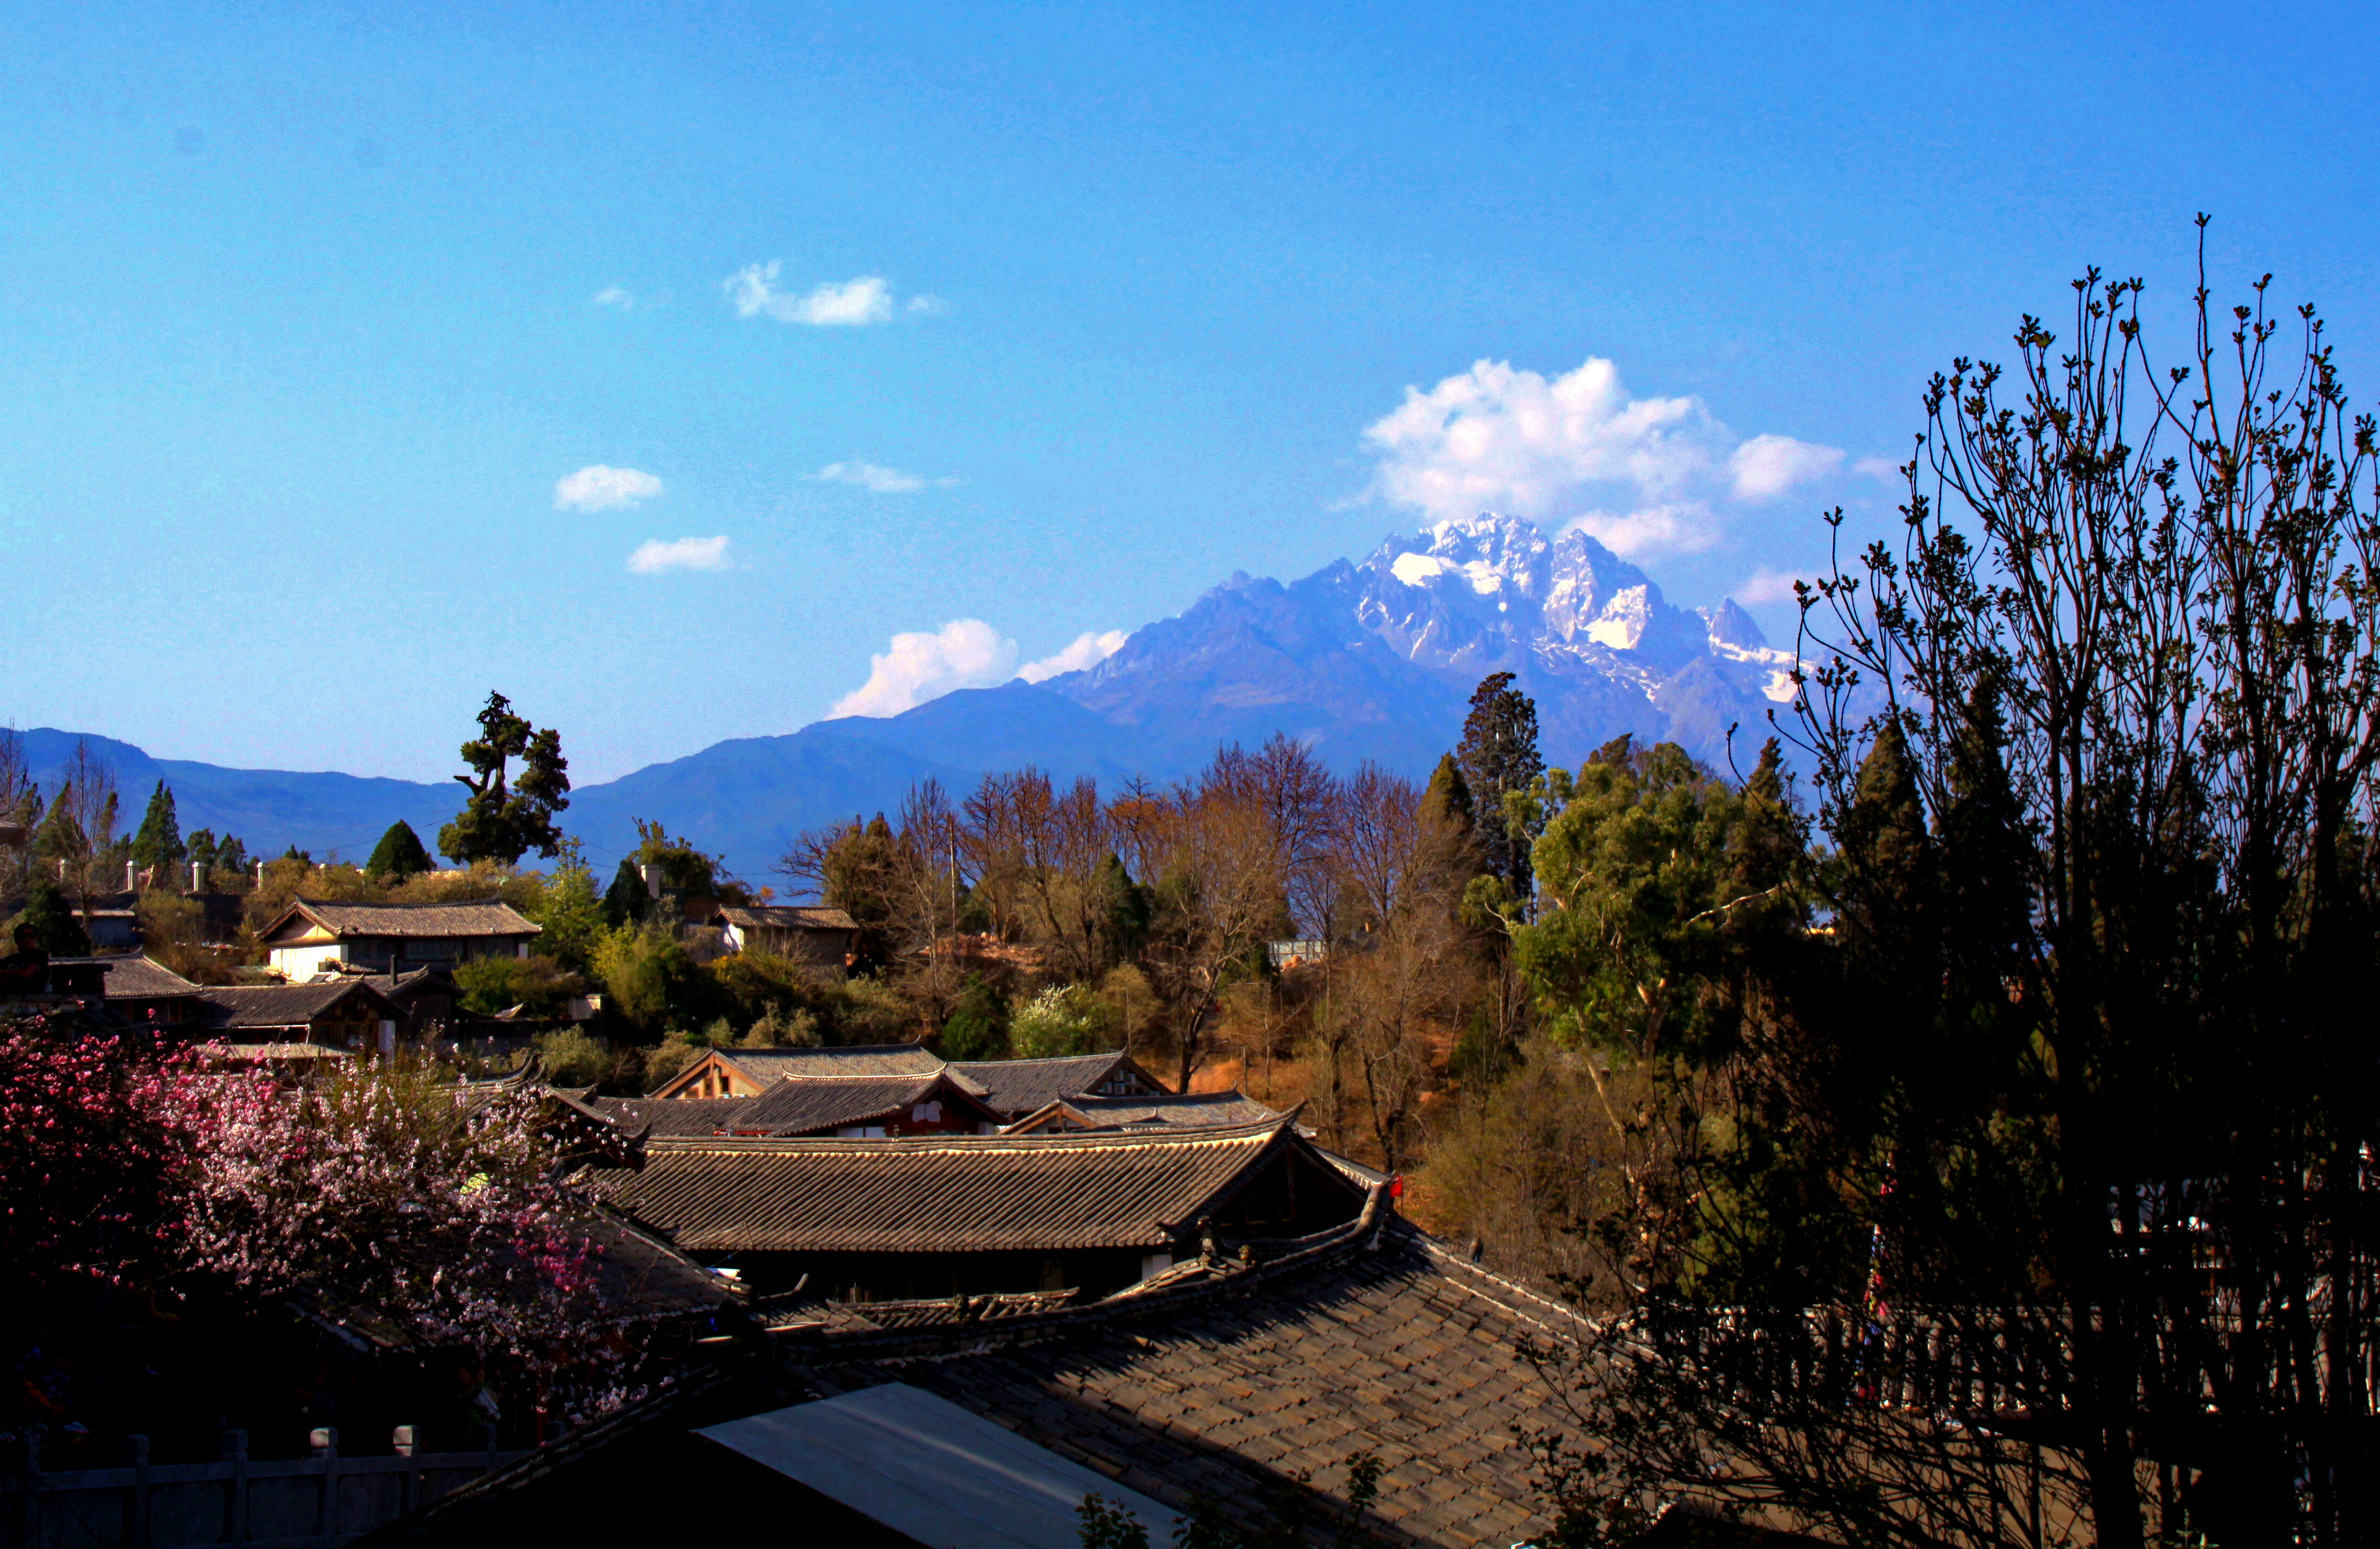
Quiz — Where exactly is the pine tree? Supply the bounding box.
[1456,673,1544,897]
[32,780,85,872]
[437,691,572,866]
[603,858,652,928]
[366,820,434,883]
[129,781,185,874]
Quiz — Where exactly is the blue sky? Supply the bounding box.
[6,1,2376,782]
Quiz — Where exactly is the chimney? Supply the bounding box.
[126,859,137,893]
[255,858,265,889]
[192,859,205,892]
[638,863,654,890]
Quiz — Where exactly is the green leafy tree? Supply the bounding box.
[628,818,727,897]
[590,922,707,1036]
[365,820,436,883]
[935,971,1009,1060]
[15,879,90,956]
[530,838,606,973]
[437,691,571,867]
[1547,247,2380,1547]
[1456,673,1544,900]
[452,954,583,1017]
[129,781,185,875]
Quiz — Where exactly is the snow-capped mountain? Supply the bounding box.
[36,515,1803,879]
[1057,511,1798,776]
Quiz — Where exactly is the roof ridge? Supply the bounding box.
[640,1114,1294,1154]
[768,1182,1398,1363]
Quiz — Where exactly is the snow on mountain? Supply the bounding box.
[34,515,1806,881]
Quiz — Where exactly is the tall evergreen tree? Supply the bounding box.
[602,858,652,928]
[366,820,435,883]
[437,691,572,867]
[129,781,185,875]
[1456,672,1544,899]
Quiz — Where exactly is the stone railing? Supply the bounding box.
[1,1426,530,1549]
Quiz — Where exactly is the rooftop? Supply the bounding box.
[361,1194,1588,1548]
[593,1117,1317,1255]
[197,979,399,1031]
[1012,1089,1282,1133]
[712,1043,951,1083]
[267,898,541,940]
[949,1051,1155,1116]
[717,904,861,932]
[731,1072,1003,1136]
[53,954,203,999]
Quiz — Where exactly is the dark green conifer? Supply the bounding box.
[366,820,435,883]
[130,781,185,873]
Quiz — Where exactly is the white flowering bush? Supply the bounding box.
[1008,983,1113,1059]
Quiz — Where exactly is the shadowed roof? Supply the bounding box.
[732,1072,1004,1136]
[593,1118,1314,1255]
[1008,1089,1281,1133]
[54,954,202,998]
[198,979,402,1031]
[948,1051,1155,1116]
[598,1096,755,1137]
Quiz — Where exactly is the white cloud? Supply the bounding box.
[1017,629,1127,684]
[1362,356,1849,559]
[626,536,732,574]
[1363,357,1717,524]
[1732,566,1812,607]
[831,619,1019,717]
[724,262,916,327]
[592,286,636,310]
[905,294,948,316]
[555,464,664,511]
[1728,434,1845,500]
[1559,503,1723,561]
[817,460,960,494]
[1854,454,1904,482]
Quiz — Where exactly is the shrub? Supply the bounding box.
[1010,984,1114,1059]
[591,924,708,1035]
[453,953,584,1017]
[935,973,1009,1060]
[531,1026,620,1088]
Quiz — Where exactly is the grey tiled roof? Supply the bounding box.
[593,1118,1308,1254]
[1015,1089,1282,1132]
[353,1192,1586,1549]
[790,1214,1583,1547]
[717,904,860,932]
[732,1072,1000,1136]
[197,979,399,1031]
[714,1043,949,1083]
[949,1051,1156,1116]
[273,898,540,940]
[54,954,202,999]
[597,1096,755,1137]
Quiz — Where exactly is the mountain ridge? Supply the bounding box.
[18,515,1799,880]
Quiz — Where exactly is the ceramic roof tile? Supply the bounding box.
[592,1119,1305,1254]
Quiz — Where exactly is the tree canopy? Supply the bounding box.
[437,691,571,867]
[365,819,434,882]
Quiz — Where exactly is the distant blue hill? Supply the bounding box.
[21,515,1803,885]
